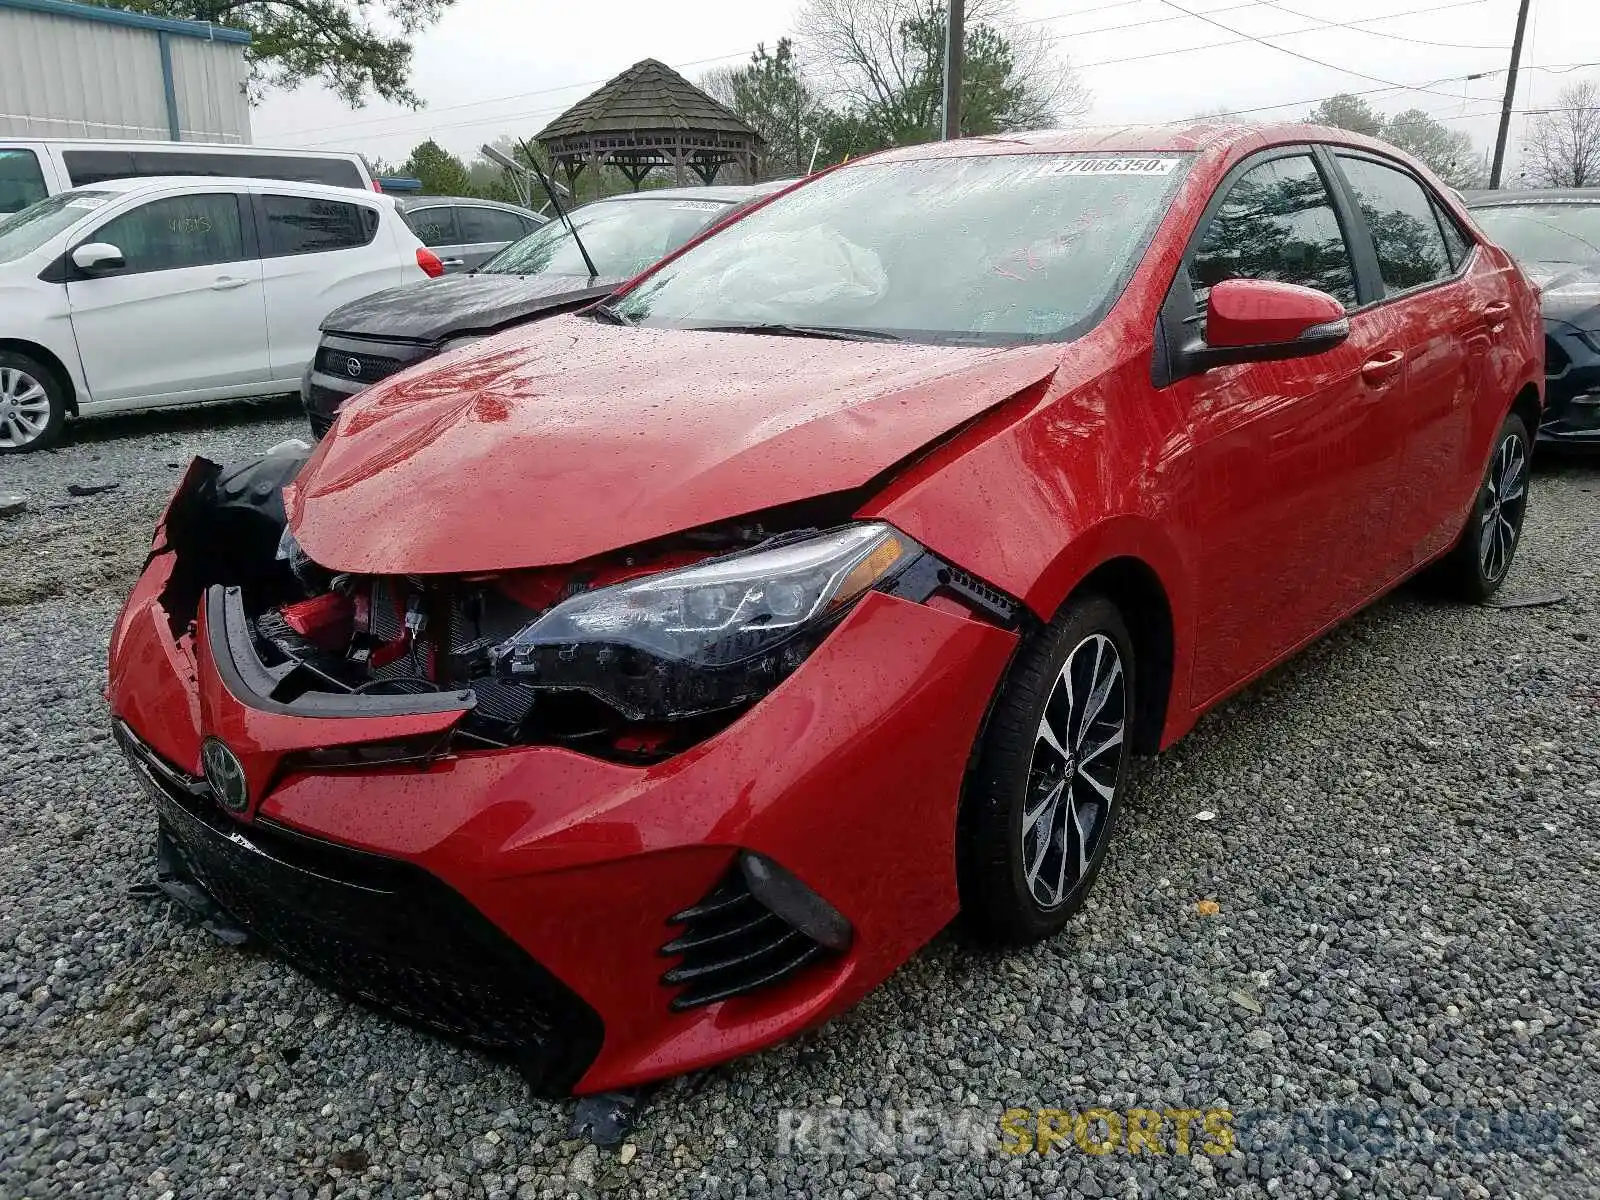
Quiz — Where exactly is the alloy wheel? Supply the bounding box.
[0,366,52,450]
[1021,632,1127,910]
[1478,431,1528,583]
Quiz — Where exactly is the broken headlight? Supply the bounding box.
[492,523,920,720]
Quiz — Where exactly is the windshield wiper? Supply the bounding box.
[589,302,634,326]
[688,322,905,342]
[519,137,600,282]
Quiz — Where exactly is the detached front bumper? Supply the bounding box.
[108,544,1017,1093]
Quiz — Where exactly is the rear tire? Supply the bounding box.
[1436,412,1531,603]
[959,593,1136,945]
[0,352,67,454]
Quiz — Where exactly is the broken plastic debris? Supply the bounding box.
[1480,590,1567,610]
[1194,809,1217,822]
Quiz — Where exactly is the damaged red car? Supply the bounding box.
[108,124,1542,1099]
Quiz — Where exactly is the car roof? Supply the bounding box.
[1462,187,1600,206]
[398,195,540,215]
[64,175,398,206]
[860,122,1400,162]
[596,180,794,205]
[6,138,363,156]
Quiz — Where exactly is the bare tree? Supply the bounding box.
[1522,79,1600,188]
[795,0,1088,144]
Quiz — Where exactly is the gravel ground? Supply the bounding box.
[1,406,1597,1200]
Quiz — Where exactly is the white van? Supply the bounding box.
[0,140,375,216]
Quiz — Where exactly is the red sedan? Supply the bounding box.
[108,124,1541,1099]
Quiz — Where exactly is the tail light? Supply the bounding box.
[417,247,444,278]
[371,179,383,192]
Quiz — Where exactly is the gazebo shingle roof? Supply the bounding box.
[537,59,758,140]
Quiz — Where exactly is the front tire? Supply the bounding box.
[1438,412,1531,602]
[960,594,1135,945]
[0,352,66,454]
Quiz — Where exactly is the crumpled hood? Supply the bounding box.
[1523,260,1600,331]
[319,272,619,342]
[287,316,1062,575]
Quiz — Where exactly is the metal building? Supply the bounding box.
[0,0,252,143]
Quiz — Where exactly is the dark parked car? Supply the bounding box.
[303,181,791,437]
[397,195,546,274]
[1467,188,1600,444]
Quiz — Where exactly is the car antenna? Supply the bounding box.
[518,137,600,282]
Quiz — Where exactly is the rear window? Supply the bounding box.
[64,149,365,190]
[405,205,459,247]
[0,149,48,214]
[262,194,379,256]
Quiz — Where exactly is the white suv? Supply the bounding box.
[0,176,436,452]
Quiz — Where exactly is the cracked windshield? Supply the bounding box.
[613,153,1193,344]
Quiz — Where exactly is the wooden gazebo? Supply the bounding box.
[536,59,763,191]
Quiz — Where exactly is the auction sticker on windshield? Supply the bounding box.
[1040,157,1182,176]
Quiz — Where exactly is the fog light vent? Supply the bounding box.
[660,852,849,1011]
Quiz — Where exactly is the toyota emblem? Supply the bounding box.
[344,356,363,378]
[201,737,250,814]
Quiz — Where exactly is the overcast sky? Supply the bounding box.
[250,0,1597,183]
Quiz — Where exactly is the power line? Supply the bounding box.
[1052,0,1490,49]
[273,4,1598,151]
[1178,61,1600,122]
[1136,0,1499,98]
[1071,0,1498,73]
[1254,0,1506,51]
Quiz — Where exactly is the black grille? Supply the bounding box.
[121,728,602,1094]
[1546,334,1570,376]
[316,346,409,385]
[660,868,828,1010]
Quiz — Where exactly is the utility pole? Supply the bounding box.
[1489,0,1533,189]
[942,0,964,140]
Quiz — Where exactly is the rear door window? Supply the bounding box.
[0,149,49,213]
[64,150,138,187]
[1191,153,1359,309]
[261,194,379,256]
[406,205,459,247]
[458,206,527,244]
[89,193,248,274]
[1334,155,1454,295]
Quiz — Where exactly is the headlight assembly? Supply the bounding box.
[491,523,920,719]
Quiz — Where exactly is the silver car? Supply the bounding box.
[398,195,547,273]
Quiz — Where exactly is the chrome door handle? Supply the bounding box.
[439,258,465,267]
[211,276,249,291]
